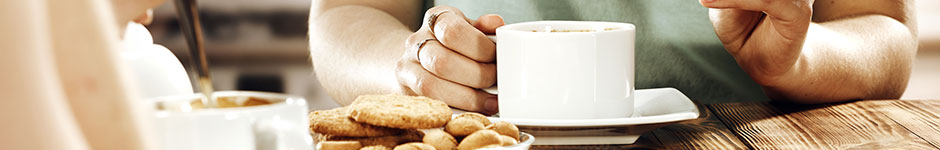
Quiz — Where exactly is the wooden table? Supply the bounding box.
[533,100,940,149]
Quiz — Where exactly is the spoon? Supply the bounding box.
[173,0,217,108]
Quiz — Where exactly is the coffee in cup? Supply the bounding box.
[151,91,313,150]
[184,95,272,109]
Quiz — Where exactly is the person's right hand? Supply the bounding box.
[397,6,505,114]
[699,0,812,85]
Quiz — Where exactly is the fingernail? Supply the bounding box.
[484,97,499,113]
[701,0,716,3]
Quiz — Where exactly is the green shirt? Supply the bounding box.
[429,0,769,103]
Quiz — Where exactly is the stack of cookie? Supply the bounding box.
[309,94,521,150]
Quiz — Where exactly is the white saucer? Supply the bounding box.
[456,87,701,145]
[489,87,700,128]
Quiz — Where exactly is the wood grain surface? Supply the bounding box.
[533,100,940,149]
[530,104,747,150]
[709,101,933,149]
[860,100,940,148]
[652,104,748,150]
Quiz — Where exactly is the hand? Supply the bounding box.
[132,9,154,25]
[700,0,813,85]
[113,0,165,25]
[397,6,505,114]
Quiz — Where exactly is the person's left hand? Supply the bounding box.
[699,0,813,85]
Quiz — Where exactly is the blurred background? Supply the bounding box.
[147,0,340,109]
[147,0,940,110]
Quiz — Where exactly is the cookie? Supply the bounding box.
[498,135,517,146]
[360,145,391,150]
[392,142,436,150]
[422,129,457,150]
[444,117,485,137]
[349,94,452,129]
[317,141,362,150]
[322,130,424,148]
[485,121,520,140]
[457,130,502,150]
[396,130,426,143]
[322,135,400,148]
[455,112,491,126]
[309,107,402,137]
[477,144,501,149]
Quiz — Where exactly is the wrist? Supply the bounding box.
[742,54,802,87]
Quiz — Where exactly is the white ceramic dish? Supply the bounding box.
[463,87,701,145]
[152,91,313,150]
[490,87,699,128]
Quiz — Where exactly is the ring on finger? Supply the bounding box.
[414,38,437,63]
[426,10,451,36]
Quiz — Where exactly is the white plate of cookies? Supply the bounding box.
[309,94,533,150]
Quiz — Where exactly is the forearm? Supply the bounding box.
[309,5,415,105]
[765,15,917,103]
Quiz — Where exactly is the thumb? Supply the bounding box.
[699,0,812,23]
[472,14,504,34]
[707,8,763,54]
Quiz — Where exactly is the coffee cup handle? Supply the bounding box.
[483,35,499,95]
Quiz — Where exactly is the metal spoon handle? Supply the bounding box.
[173,0,217,108]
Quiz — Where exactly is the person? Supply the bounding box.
[309,0,917,114]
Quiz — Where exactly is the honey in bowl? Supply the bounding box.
[189,96,272,109]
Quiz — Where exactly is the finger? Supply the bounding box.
[396,61,498,114]
[472,14,505,34]
[699,0,769,11]
[700,0,811,22]
[422,6,470,28]
[708,8,764,54]
[404,28,435,62]
[417,40,497,88]
[432,12,497,62]
[132,9,154,25]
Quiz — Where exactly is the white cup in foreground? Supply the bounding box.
[495,21,636,120]
[150,91,312,150]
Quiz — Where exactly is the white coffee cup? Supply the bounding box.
[495,21,635,120]
[150,91,313,150]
